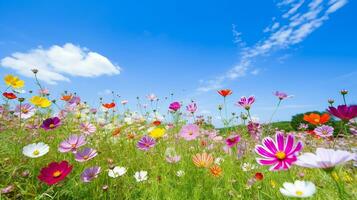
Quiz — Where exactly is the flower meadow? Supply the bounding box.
[0,71,357,200]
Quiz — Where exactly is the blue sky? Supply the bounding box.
[0,0,356,126]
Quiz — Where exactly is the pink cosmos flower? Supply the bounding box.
[236,96,255,110]
[225,135,241,148]
[137,135,156,151]
[169,101,181,112]
[75,148,98,162]
[81,166,101,183]
[80,122,96,135]
[255,132,303,171]
[273,91,291,100]
[186,102,198,113]
[314,125,334,138]
[147,94,157,101]
[247,121,262,141]
[179,124,200,141]
[58,135,86,153]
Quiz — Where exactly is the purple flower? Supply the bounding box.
[59,135,86,153]
[179,124,200,141]
[273,91,291,100]
[186,102,198,113]
[75,148,97,162]
[137,135,156,151]
[327,105,357,121]
[247,121,262,140]
[314,125,334,138]
[41,117,61,131]
[255,132,303,171]
[81,166,101,183]
[236,96,255,110]
[225,135,241,148]
[169,102,181,112]
[68,96,81,105]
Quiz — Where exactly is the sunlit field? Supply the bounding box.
[0,72,356,200]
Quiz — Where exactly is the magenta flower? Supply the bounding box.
[186,102,198,113]
[75,148,98,162]
[255,132,303,171]
[314,125,334,138]
[169,102,181,112]
[236,96,255,110]
[59,135,86,153]
[247,121,262,140]
[68,96,81,105]
[137,135,156,151]
[327,105,357,121]
[81,166,101,183]
[41,117,61,131]
[179,124,200,141]
[225,135,241,148]
[273,91,291,100]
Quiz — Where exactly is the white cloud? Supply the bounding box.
[1,43,121,84]
[197,0,347,92]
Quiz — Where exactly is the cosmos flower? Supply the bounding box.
[255,132,303,171]
[147,93,157,101]
[137,135,156,151]
[327,105,357,121]
[236,96,255,110]
[254,172,264,181]
[217,89,232,97]
[60,94,73,101]
[280,180,316,198]
[186,102,198,113]
[210,165,222,177]
[41,117,61,131]
[303,113,330,125]
[14,103,36,119]
[30,96,52,108]
[81,166,101,183]
[3,92,17,99]
[102,102,115,109]
[247,121,262,140]
[169,102,181,112]
[134,171,148,182]
[273,91,291,100]
[37,161,73,185]
[80,122,96,135]
[179,124,200,141]
[4,74,24,89]
[295,148,355,169]
[149,127,165,139]
[23,142,49,158]
[192,152,214,168]
[225,135,241,148]
[75,148,98,162]
[58,135,86,153]
[314,125,334,138]
[108,167,127,178]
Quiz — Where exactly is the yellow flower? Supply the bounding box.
[4,74,24,89]
[30,96,52,108]
[270,180,277,188]
[149,127,165,139]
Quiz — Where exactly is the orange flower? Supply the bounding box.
[112,128,121,136]
[102,102,115,109]
[217,89,232,97]
[303,113,330,125]
[152,120,161,126]
[3,92,17,99]
[210,165,222,177]
[192,152,214,168]
[60,94,72,101]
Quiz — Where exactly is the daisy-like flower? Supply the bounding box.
[217,89,232,97]
[186,102,198,113]
[75,148,98,162]
[41,117,61,131]
[295,148,355,169]
[4,74,24,89]
[58,135,86,153]
[169,102,181,112]
[225,135,241,148]
[242,162,256,172]
[137,135,156,151]
[81,166,101,183]
[23,142,49,158]
[108,166,127,178]
[210,165,222,177]
[273,91,291,100]
[192,152,214,168]
[314,125,334,138]
[38,161,73,185]
[79,122,96,135]
[280,180,316,198]
[149,127,165,139]
[236,96,255,110]
[14,103,36,119]
[179,124,200,141]
[134,171,148,182]
[255,132,303,171]
[327,105,357,121]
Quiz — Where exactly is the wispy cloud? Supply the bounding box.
[1,43,121,84]
[197,0,348,92]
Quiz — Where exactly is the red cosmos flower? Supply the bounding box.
[3,92,17,99]
[152,120,161,126]
[102,102,115,109]
[60,94,72,101]
[217,89,232,97]
[38,161,73,185]
[254,172,264,181]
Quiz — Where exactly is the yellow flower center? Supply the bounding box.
[53,170,62,178]
[314,118,319,123]
[33,150,40,156]
[275,151,286,160]
[49,124,55,128]
[21,108,29,114]
[188,131,193,135]
[296,191,303,196]
[83,155,89,160]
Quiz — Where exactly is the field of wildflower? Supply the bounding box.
[0,71,356,200]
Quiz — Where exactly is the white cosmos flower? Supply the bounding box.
[242,162,256,172]
[23,142,49,158]
[134,171,148,182]
[176,170,185,177]
[280,180,316,198]
[108,167,127,178]
[296,148,355,169]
